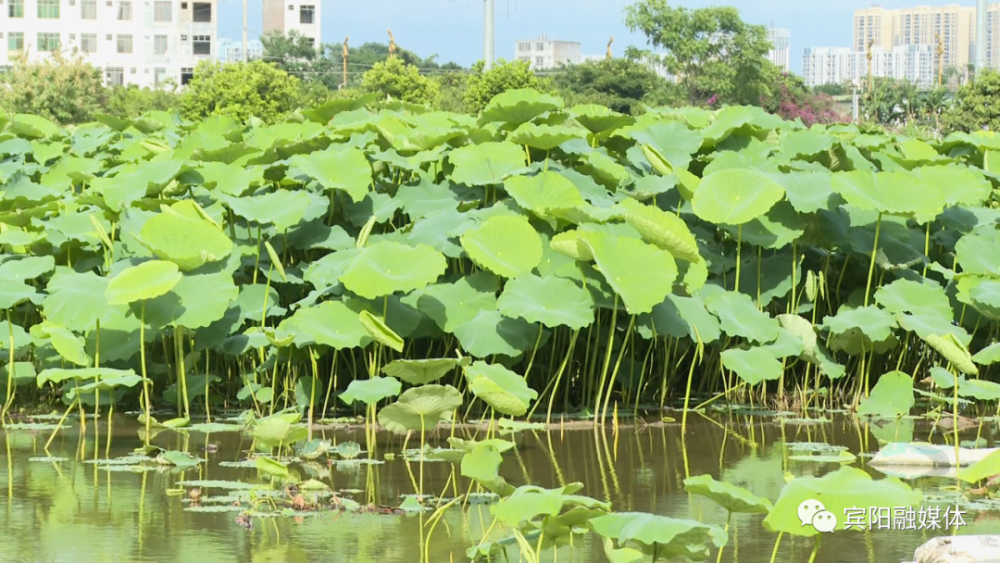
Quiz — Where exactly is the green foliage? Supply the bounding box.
[0,49,105,124]
[104,85,181,119]
[180,60,303,124]
[553,57,682,115]
[464,59,552,115]
[360,57,440,107]
[942,69,1000,133]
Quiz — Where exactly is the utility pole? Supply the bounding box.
[483,0,494,70]
[977,0,987,73]
[936,33,944,87]
[342,36,349,89]
[242,0,248,63]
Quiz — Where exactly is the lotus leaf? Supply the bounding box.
[105,261,182,305]
[479,88,564,127]
[957,450,1000,483]
[496,273,594,329]
[705,291,779,343]
[340,241,446,299]
[857,371,914,418]
[448,142,527,186]
[721,347,783,385]
[358,310,404,352]
[590,512,727,560]
[683,474,773,514]
[139,211,233,271]
[692,169,785,225]
[463,361,537,417]
[460,215,542,279]
[338,376,402,406]
[289,147,371,203]
[278,301,371,350]
[382,358,468,385]
[376,384,463,434]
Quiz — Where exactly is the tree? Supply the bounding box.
[180,61,303,124]
[104,84,181,118]
[261,30,339,90]
[759,72,845,126]
[359,57,440,106]
[464,59,551,114]
[0,49,105,124]
[942,69,1000,133]
[624,0,776,106]
[553,57,681,114]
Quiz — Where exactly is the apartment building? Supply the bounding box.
[262,0,320,51]
[802,44,936,88]
[514,35,581,70]
[0,0,218,87]
[768,28,791,71]
[802,46,855,87]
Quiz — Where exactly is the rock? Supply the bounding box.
[910,536,1000,563]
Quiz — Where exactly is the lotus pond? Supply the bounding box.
[2,91,1000,561]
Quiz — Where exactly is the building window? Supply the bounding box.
[117,34,132,53]
[518,42,530,51]
[154,34,167,54]
[193,35,210,55]
[8,0,23,17]
[536,42,544,50]
[81,0,95,18]
[106,66,124,86]
[38,0,59,18]
[299,4,313,24]
[8,32,23,51]
[535,56,543,66]
[154,67,167,86]
[181,67,193,85]
[116,0,130,19]
[38,32,60,51]
[81,33,96,52]
[153,0,170,21]
[192,1,209,21]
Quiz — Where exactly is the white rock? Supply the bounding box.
[911,536,1000,563]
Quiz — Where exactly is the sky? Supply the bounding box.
[218,0,945,75]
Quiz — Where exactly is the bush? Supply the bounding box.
[359,58,440,107]
[0,49,105,124]
[104,84,182,118]
[463,59,551,114]
[759,72,845,126]
[942,69,1000,133]
[553,58,681,115]
[180,60,303,124]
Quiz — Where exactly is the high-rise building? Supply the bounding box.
[802,47,855,87]
[0,0,218,87]
[262,0,320,51]
[514,35,581,70]
[768,28,791,71]
[802,44,936,88]
[217,38,262,63]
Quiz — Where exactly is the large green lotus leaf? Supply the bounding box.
[721,347,782,385]
[503,172,586,216]
[71,371,142,396]
[140,271,239,330]
[10,113,61,139]
[923,332,979,375]
[36,367,134,387]
[954,230,1000,279]
[460,215,542,279]
[479,88,564,127]
[289,147,372,203]
[509,123,584,151]
[704,291,779,343]
[683,474,773,514]
[638,294,722,343]
[491,483,610,527]
[497,273,594,329]
[957,450,1000,484]
[913,165,991,207]
[404,274,498,332]
[302,249,359,290]
[781,129,834,158]
[612,198,701,262]
[623,121,702,172]
[453,309,539,358]
[970,280,1000,320]
[463,361,537,417]
[460,443,506,492]
[720,201,805,250]
[776,314,820,359]
[830,170,942,217]
[0,281,39,310]
[857,371,914,418]
[301,94,379,123]
[105,260,182,305]
[381,357,469,385]
[959,379,1000,401]
[973,342,1000,365]
[874,279,951,318]
[895,313,970,347]
[376,384,463,434]
[140,211,233,271]
[773,172,837,214]
[590,512,727,560]
[0,256,55,282]
[278,301,372,350]
[221,190,313,232]
[358,310,404,353]
[581,151,632,187]
[1,362,36,388]
[340,242,446,299]
[822,306,895,342]
[448,142,527,186]
[762,466,922,537]
[583,232,677,315]
[761,327,805,359]
[31,322,91,367]
[338,376,402,406]
[570,104,634,134]
[692,169,785,225]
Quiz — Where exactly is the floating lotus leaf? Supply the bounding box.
[582,231,678,315]
[278,301,371,350]
[448,142,527,186]
[612,198,701,262]
[289,147,372,203]
[463,361,537,417]
[705,291,779,343]
[340,241,446,299]
[590,512,728,561]
[358,310,404,352]
[683,474,773,514]
[762,466,922,537]
[497,273,594,329]
[157,451,203,468]
[460,215,542,279]
[376,384,463,434]
[106,260,182,306]
[857,371,914,418]
[479,88,564,127]
[508,123,583,151]
[338,376,401,406]
[382,358,470,385]
[781,129,834,158]
[721,347,782,385]
[139,211,233,271]
[692,169,785,225]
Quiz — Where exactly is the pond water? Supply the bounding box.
[1,412,997,563]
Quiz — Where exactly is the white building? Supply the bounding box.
[0,0,217,88]
[262,0,320,51]
[802,44,935,88]
[217,38,262,63]
[514,34,581,70]
[768,28,791,71]
[802,47,855,87]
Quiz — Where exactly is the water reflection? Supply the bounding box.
[0,412,996,563]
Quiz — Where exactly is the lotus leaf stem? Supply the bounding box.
[863,212,882,307]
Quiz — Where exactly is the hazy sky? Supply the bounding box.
[219,0,945,74]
